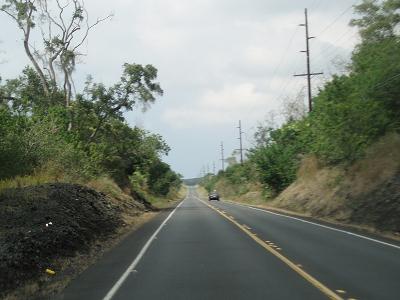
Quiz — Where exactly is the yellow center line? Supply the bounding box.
[199,198,343,300]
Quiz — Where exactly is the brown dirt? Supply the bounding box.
[272,133,400,233]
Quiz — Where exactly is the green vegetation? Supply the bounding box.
[0,0,181,201]
[202,0,400,196]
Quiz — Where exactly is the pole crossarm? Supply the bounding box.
[294,72,323,77]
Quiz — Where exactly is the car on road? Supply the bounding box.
[208,191,220,201]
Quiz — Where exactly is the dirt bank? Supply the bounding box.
[0,182,145,299]
[273,133,400,233]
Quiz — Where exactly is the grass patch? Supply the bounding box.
[147,185,187,209]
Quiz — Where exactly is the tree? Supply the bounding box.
[0,67,62,114]
[147,159,181,196]
[1,0,49,94]
[249,121,308,193]
[81,63,164,142]
[0,0,111,112]
[350,0,400,118]
[351,0,400,42]
[0,40,5,64]
[281,88,307,122]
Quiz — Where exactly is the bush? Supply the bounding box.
[249,121,308,193]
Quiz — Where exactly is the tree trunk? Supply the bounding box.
[23,39,50,97]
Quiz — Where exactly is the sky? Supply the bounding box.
[0,0,361,178]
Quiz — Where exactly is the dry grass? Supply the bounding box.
[0,163,84,193]
[212,178,268,204]
[273,133,400,222]
[147,185,187,209]
[87,177,135,204]
[273,155,349,218]
[346,132,400,197]
[0,173,59,192]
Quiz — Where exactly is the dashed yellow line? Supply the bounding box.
[203,200,343,300]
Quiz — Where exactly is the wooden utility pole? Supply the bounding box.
[220,142,225,171]
[294,8,323,112]
[237,120,244,164]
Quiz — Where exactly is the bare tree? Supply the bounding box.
[0,40,6,64]
[1,0,111,110]
[37,0,112,108]
[1,0,50,95]
[252,111,278,147]
[281,87,307,122]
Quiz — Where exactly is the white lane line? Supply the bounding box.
[103,199,185,300]
[222,200,400,250]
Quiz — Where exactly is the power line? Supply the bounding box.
[246,26,301,116]
[310,0,323,10]
[312,28,358,65]
[370,72,400,91]
[266,27,300,91]
[316,4,356,37]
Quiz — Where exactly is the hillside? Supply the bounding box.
[202,133,400,235]
[273,133,400,233]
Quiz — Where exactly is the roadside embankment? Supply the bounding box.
[0,180,185,300]
[273,133,400,234]
[201,133,400,237]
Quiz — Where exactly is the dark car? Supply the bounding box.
[208,191,220,201]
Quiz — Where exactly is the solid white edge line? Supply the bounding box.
[221,200,400,250]
[102,199,185,300]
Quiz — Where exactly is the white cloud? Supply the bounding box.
[163,83,278,128]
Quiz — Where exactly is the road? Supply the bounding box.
[59,186,400,300]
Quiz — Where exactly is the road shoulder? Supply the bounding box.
[56,201,182,300]
[221,198,400,247]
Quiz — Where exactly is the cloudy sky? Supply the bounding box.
[0,0,361,178]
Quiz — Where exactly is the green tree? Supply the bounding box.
[249,121,308,193]
[79,63,163,142]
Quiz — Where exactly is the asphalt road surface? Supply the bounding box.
[59,186,400,300]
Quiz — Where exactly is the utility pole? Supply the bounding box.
[294,8,323,112]
[213,161,216,175]
[220,142,225,171]
[236,120,244,165]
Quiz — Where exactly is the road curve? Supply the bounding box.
[58,186,400,300]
